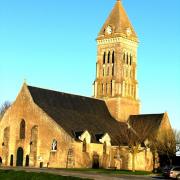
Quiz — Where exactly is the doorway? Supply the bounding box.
[0,156,2,166]
[10,155,13,166]
[25,155,29,166]
[16,147,24,166]
[92,153,99,169]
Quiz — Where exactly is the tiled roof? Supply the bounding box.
[128,114,164,142]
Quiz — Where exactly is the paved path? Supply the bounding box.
[0,167,169,180]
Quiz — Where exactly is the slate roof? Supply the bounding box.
[27,85,129,145]
[27,85,165,146]
[128,114,164,142]
[97,0,138,41]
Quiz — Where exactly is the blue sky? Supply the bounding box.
[0,0,180,130]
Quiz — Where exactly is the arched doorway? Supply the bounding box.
[92,153,99,169]
[0,156,2,166]
[10,155,13,166]
[25,155,29,166]
[16,147,24,166]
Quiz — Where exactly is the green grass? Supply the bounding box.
[60,168,152,175]
[0,170,90,180]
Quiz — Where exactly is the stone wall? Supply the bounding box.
[0,85,73,168]
[0,84,154,171]
[0,84,112,169]
[94,35,140,122]
[110,146,153,171]
[105,97,140,122]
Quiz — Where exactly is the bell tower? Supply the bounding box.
[93,0,140,122]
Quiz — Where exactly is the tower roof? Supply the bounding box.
[97,0,138,42]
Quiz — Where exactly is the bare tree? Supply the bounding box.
[116,122,151,172]
[150,130,176,167]
[126,122,151,172]
[0,101,11,119]
[116,118,176,172]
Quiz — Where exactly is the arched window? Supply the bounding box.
[123,53,126,63]
[103,52,106,64]
[106,83,108,95]
[112,64,114,76]
[126,53,129,64]
[20,120,25,139]
[108,51,110,63]
[130,55,132,65]
[51,139,57,151]
[103,142,107,154]
[112,51,115,64]
[107,66,109,76]
[103,67,105,77]
[102,84,104,95]
[82,139,87,152]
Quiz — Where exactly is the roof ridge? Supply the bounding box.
[130,113,164,117]
[27,85,104,102]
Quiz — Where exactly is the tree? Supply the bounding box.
[150,130,176,167]
[0,101,11,119]
[116,118,176,172]
[116,122,151,172]
[126,122,151,172]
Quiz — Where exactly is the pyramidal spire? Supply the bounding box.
[97,0,138,42]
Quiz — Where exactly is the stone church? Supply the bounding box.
[0,0,174,171]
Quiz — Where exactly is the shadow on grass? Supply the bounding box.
[152,176,170,179]
[0,169,91,180]
[60,168,152,175]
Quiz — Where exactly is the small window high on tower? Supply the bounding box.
[112,51,115,64]
[108,51,110,63]
[103,52,106,64]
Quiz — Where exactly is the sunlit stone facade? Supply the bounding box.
[0,0,174,172]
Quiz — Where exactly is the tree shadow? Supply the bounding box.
[152,176,171,180]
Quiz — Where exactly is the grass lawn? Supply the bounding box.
[61,168,152,175]
[0,169,91,180]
